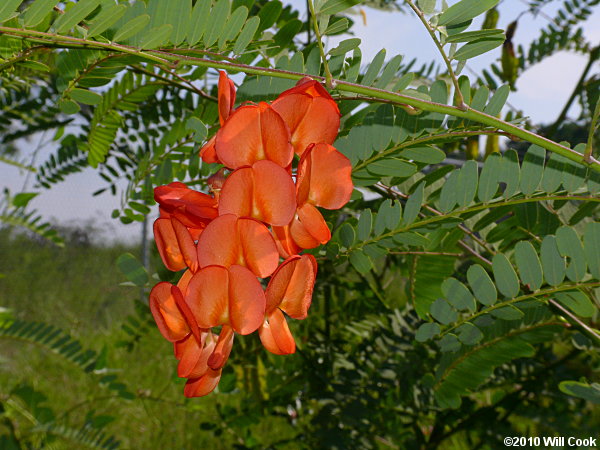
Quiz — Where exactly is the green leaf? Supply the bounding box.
[540,236,565,286]
[70,88,102,105]
[418,0,436,14]
[584,222,600,279]
[392,232,429,247]
[188,0,212,45]
[324,17,349,35]
[442,277,476,311]
[0,0,24,23]
[318,0,361,15]
[453,36,504,60]
[349,250,373,274]
[339,223,355,248]
[23,0,57,27]
[438,0,499,27]
[204,0,230,47]
[257,0,281,32]
[139,24,173,49]
[556,226,587,282]
[519,145,545,195]
[490,305,524,320]
[12,192,38,208]
[233,16,260,54]
[58,99,80,114]
[399,146,446,164]
[186,117,207,143]
[403,181,424,225]
[562,150,587,192]
[87,4,127,38]
[357,209,373,241]
[161,0,192,46]
[456,160,478,207]
[113,14,150,42]
[514,241,543,291]
[439,169,460,213]
[116,253,148,287]
[467,264,496,305]
[492,253,519,298]
[430,299,458,325]
[438,334,461,353]
[362,49,386,86]
[445,29,504,43]
[366,158,416,177]
[54,0,101,33]
[270,19,302,55]
[559,380,600,404]
[501,149,520,198]
[554,290,595,318]
[328,38,361,56]
[456,322,483,345]
[219,6,249,50]
[416,322,440,342]
[483,84,509,116]
[477,153,501,202]
[541,152,566,193]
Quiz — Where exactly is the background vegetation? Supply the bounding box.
[1,0,599,448]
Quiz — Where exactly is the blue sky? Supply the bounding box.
[2,0,599,242]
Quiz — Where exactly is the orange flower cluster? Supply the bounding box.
[149,72,353,397]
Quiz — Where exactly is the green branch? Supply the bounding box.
[1,27,599,172]
[404,0,467,110]
[438,281,600,339]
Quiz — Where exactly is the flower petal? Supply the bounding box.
[215,103,293,169]
[268,308,296,354]
[171,217,199,273]
[154,218,186,271]
[237,217,279,277]
[175,332,214,378]
[149,282,189,342]
[228,265,266,335]
[297,143,353,209]
[185,265,230,330]
[218,70,236,125]
[272,225,300,259]
[218,160,296,226]
[199,135,220,164]
[184,368,222,397]
[207,325,234,370]
[266,254,317,319]
[197,214,240,269]
[290,203,331,248]
[258,318,287,355]
[272,95,340,157]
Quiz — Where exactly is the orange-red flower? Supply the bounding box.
[259,255,317,355]
[196,214,279,278]
[150,71,353,398]
[273,143,353,256]
[271,78,340,157]
[215,102,294,169]
[218,160,296,226]
[185,265,266,335]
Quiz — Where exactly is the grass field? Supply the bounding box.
[0,230,297,449]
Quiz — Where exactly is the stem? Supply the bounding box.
[306,0,333,88]
[404,0,467,110]
[548,298,600,343]
[585,85,600,163]
[438,281,600,338]
[1,27,599,171]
